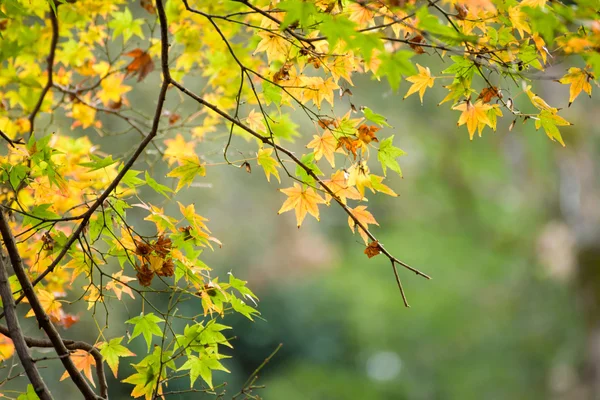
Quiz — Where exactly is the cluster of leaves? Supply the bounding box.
[0,0,597,398]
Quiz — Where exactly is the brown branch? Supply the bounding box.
[0,324,108,399]
[0,212,103,399]
[0,256,52,400]
[28,7,59,137]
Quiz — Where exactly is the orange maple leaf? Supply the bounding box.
[323,170,362,204]
[278,183,327,227]
[477,86,502,104]
[357,124,380,145]
[60,349,96,387]
[364,241,382,258]
[307,130,337,167]
[348,205,379,244]
[124,49,155,82]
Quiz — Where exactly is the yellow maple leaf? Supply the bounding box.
[60,349,96,387]
[558,67,593,106]
[97,73,131,106]
[254,31,290,64]
[520,0,547,7]
[307,130,337,167]
[525,85,557,112]
[69,95,100,129]
[508,6,531,38]
[404,64,435,104]
[347,161,373,197]
[163,134,197,166]
[303,77,338,109]
[323,170,362,204]
[105,271,136,300]
[452,100,492,139]
[348,206,379,245]
[278,183,326,227]
[26,289,62,322]
[246,109,266,133]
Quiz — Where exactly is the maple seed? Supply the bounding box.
[364,241,382,258]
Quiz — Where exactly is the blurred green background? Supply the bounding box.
[11,54,600,399]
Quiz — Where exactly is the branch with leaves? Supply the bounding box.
[0,0,597,398]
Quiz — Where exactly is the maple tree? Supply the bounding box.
[0,0,597,398]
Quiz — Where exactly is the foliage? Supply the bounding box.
[0,0,597,398]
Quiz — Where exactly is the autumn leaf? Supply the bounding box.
[0,334,13,361]
[404,64,435,104]
[278,183,327,227]
[166,156,206,191]
[364,241,382,258]
[60,349,96,387]
[347,161,373,197]
[97,74,131,106]
[307,130,337,167]
[348,206,379,244]
[452,100,492,139]
[163,133,197,166]
[525,85,557,112]
[124,49,155,82]
[98,337,136,378]
[336,137,360,159]
[558,68,593,106]
[26,289,62,322]
[477,86,501,104]
[105,271,136,301]
[357,124,380,145]
[257,148,281,183]
[323,170,362,204]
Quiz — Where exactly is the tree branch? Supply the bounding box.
[0,324,107,399]
[0,256,52,400]
[0,212,103,399]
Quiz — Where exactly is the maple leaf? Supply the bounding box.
[370,174,398,197]
[98,337,136,378]
[166,156,206,191]
[337,136,361,159]
[404,64,435,104]
[253,31,290,64]
[0,334,13,361]
[106,271,136,301]
[278,183,327,228]
[323,170,362,204]
[179,354,230,389]
[477,86,501,104]
[60,349,96,387]
[246,109,266,133]
[408,35,426,54]
[357,124,380,145]
[307,130,337,167]
[97,73,131,106]
[26,289,62,322]
[525,86,557,112]
[126,313,164,351]
[364,241,382,258]
[163,134,197,166]
[347,161,373,197]
[508,6,530,38]
[452,100,492,139]
[124,49,154,82]
[378,135,406,177]
[348,206,379,244]
[558,68,593,106]
[257,148,281,183]
[535,110,571,146]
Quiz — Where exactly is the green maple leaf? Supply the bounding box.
[108,9,144,43]
[257,148,280,183]
[166,156,206,191]
[98,337,136,378]
[126,313,164,351]
[179,354,229,388]
[378,135,406,177]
